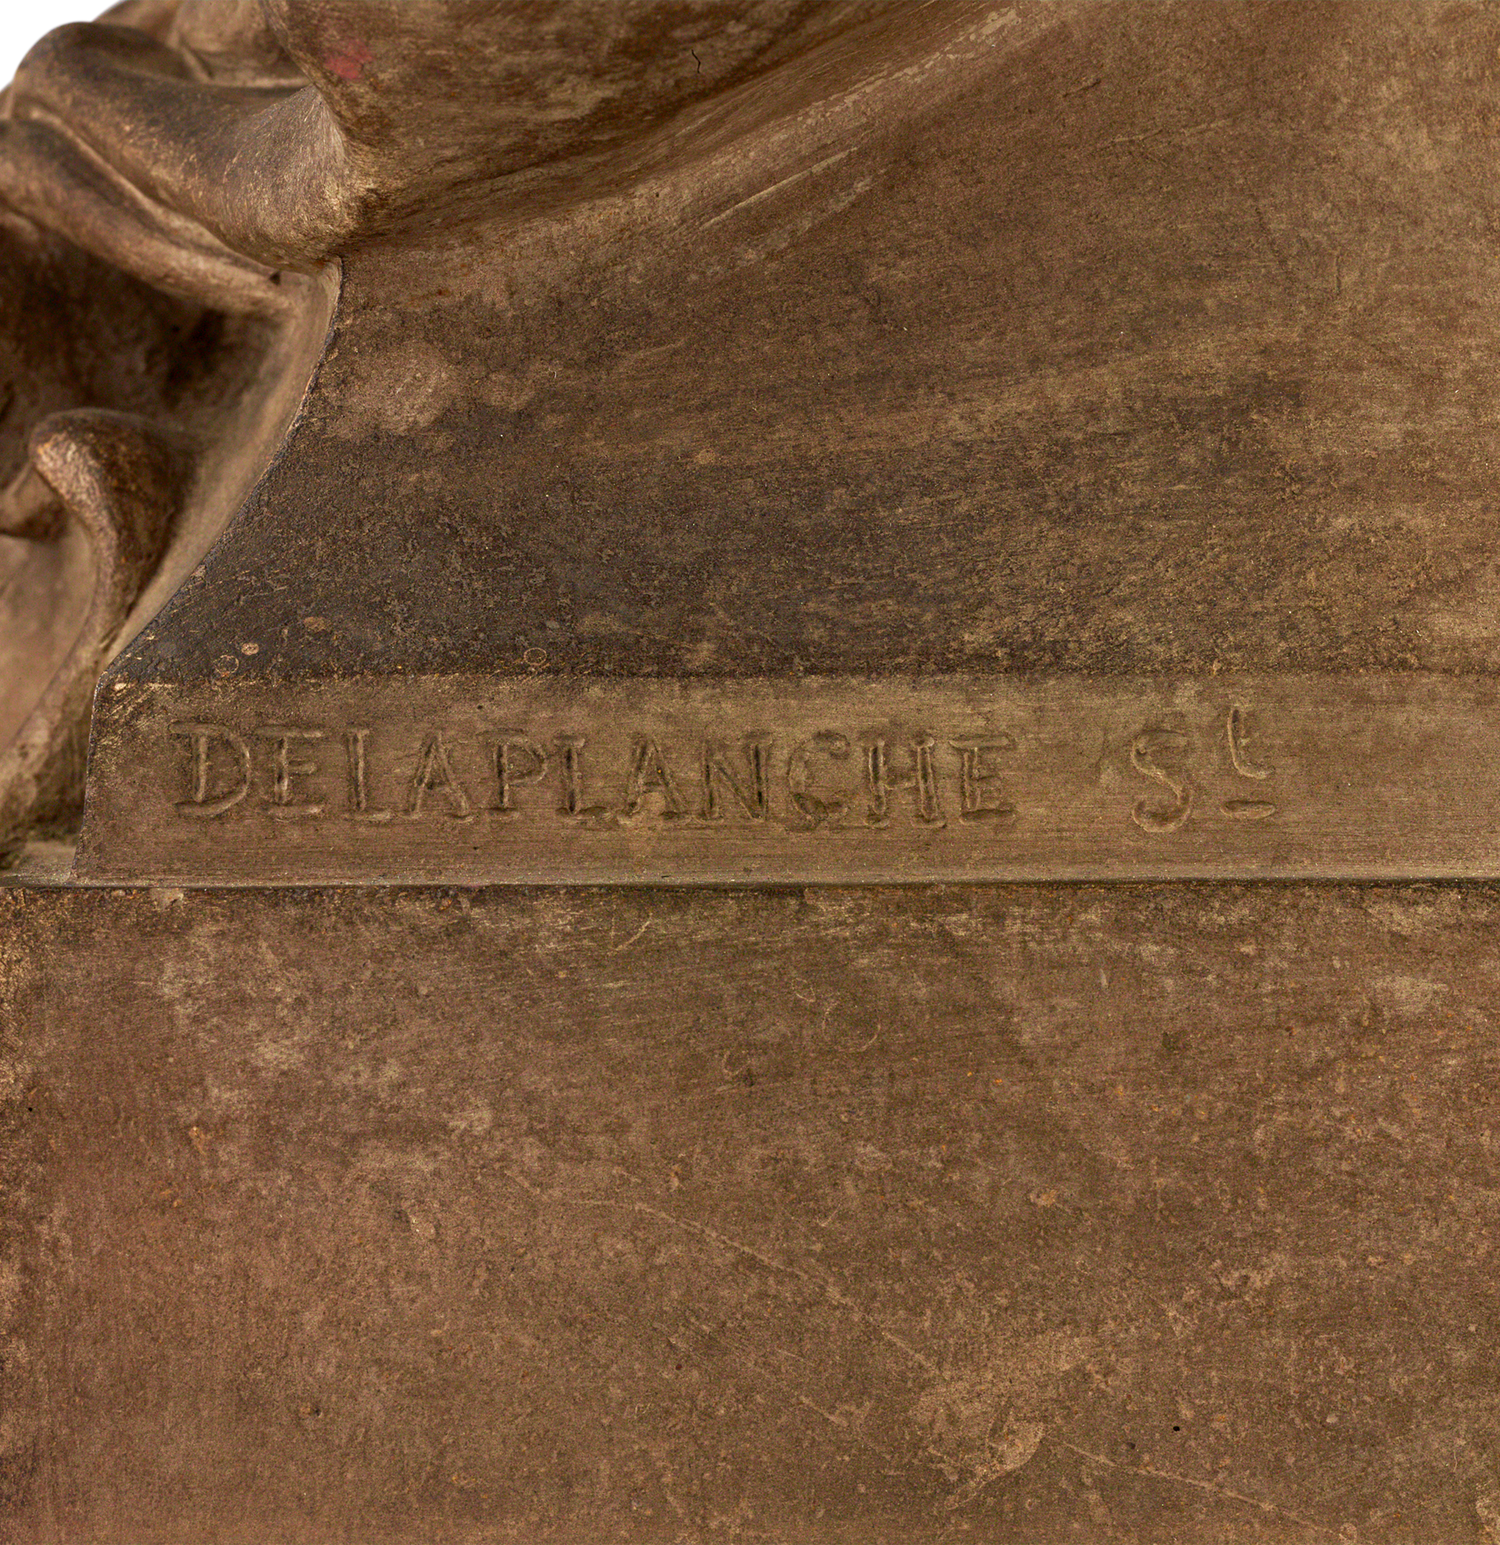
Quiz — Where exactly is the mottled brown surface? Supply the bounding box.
[119,1,1500,687]
[3,882,1500,1541]
[7,5,1500,1542]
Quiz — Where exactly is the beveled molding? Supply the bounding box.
[73,671,1500,885]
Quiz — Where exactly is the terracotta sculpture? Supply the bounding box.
[0,0,905,846]
[11,7,1500,1542]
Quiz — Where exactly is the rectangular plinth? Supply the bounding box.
[4,882,1500,1542]
[79,671,1500,883]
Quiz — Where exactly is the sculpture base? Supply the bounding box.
[78,673,1500,883]
[3,881,1495,1542]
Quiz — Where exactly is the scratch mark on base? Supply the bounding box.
[664,1310,902,1467]
[1048,1438,1338,1536]
[702,149,855,229]
[631,1199,939,1376]
[1084,116,1230,156]
[797,1395,897,1461]
[500,1171,937,1376]
[610,914,654,952]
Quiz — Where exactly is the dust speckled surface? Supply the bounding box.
[119,2,1500,687]
[3,882,1499,1542]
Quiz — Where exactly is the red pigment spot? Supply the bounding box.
[324,38,373,81]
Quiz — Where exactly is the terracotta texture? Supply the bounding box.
[4,5,1500,1541]
[3,882,1499,1542]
